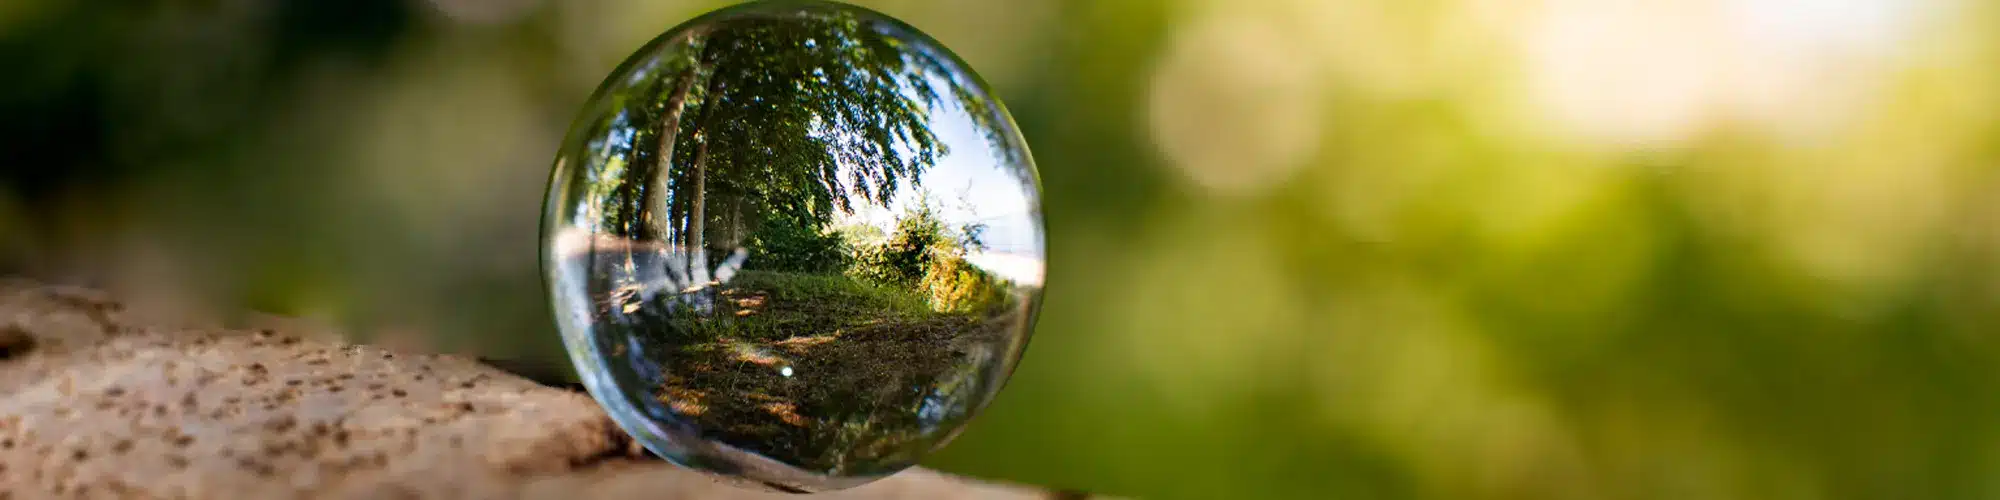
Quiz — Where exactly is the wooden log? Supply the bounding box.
[0,279,1052,499]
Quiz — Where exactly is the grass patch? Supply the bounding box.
[729,271,932,319]
[665,271,932,344]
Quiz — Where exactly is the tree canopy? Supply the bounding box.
[587,9,1008,251]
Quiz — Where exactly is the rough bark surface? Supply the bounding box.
[0,279,1047,499]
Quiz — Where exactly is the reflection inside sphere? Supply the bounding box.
[541,2,1041,492]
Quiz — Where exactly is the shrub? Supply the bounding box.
[920,250,1010,314]
[745,215,849,274]
[848,205,949,287]
[846,204,1012,314]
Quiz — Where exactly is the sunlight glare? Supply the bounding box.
[1514,0,1944,148]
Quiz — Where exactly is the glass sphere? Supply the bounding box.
[540,1,1042,492]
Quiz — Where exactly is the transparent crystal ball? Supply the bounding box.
[540,1,1042,492]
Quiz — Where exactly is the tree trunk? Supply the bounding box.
[687,138,709,286]
[642,68,698,242]
[0,279,1061,499]
[680,56,728,288]
[724,197,746,250]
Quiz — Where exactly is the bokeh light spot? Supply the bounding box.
[1147,13,1325,197]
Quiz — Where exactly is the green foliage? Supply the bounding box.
[661,8,957,237]
[744,215,850,274]
[586,5,984,244]
[920,250,1009,314]
[59,1,2000,498]
[848,204,951,287]
[844,203,1006,314]
[833,221,887,246]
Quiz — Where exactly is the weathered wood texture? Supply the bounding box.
[0,280,1049,499]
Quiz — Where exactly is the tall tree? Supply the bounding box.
[660,11,956,282]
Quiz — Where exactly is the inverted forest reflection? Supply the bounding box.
[543,3,1039,491]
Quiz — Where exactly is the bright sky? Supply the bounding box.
[831,72,1043,283]
[834,74,1040,247]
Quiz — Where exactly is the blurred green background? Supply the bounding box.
[6,0,2000,498]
